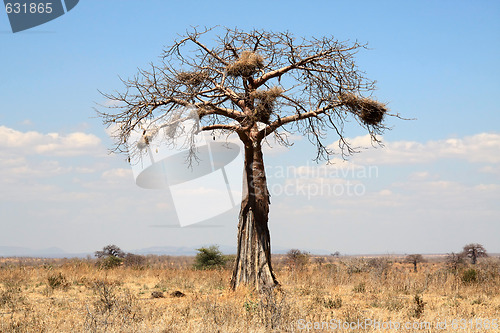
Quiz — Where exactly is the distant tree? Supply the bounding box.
[462,243,488,265]
[446,252,466,272]
[286,249,310,270]
[405,254,426,272]
[95,244,125,269]
[123,253,147,268]
[331,251,341,258]
[193,245,227,270]
[95,245,125,259]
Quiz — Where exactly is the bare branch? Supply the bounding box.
[97,27,395,162]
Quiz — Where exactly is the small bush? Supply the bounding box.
[123,253,146,269]
[243,299,259,313]
[47,272,67,289]
[193,245,227,270]
[446,252,466,272]
[323,296,342,309]
[462,268,478,284]
[410,294,425,318]
[224,254,236,269]
[343,258,370,275]
[368,257,392,277]
[92,280,118,313]
[286,249,310,270]
[352,282,366,293]
[98,256,123,269]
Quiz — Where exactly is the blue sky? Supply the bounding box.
[1,1,499,255]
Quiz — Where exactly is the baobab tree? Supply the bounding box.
[405,254,426,272]
[98,27,393,290]
[462,243,488,265]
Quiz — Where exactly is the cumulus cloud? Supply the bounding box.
[101,168,133,182]
[332,132,500,165]
[0,126,102,156]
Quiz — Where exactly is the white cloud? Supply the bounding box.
[332,132,500,165]
[9,160,71,177]
[479,165,500,176]
[0,126,102,156]
[101,168,132,180]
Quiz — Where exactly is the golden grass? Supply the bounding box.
[0,256,499,332]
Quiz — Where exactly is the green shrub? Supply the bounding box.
[98,256,124,269]
[193,245,227,270]
[462,268,478,284]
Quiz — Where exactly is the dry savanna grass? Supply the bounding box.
[0,255,499,332]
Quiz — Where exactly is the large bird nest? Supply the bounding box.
[340,93,387,126]
[250,86,283,124]
[226,51,264,77]
[176,71,208,86]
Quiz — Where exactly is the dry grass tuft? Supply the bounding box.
[340,92,387,125]
[226,51,264,77]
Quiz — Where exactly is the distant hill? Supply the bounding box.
[0,244,348,258]
[131,244,331,256]
[0,246,74,258]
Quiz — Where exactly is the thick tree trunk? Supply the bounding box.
[230,140,279,291]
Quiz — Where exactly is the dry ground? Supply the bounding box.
[0,255,499,332]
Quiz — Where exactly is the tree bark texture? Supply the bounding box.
[230,140,278,290]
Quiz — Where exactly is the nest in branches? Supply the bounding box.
[340,93,387,126]
[250,86,283,124]
[176,71,208,86]
[226,51,264,77]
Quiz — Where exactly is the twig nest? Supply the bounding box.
[250,86,283,124]
[177,71,208,86]
[226,51,264,77]
[137,134,151,150]
[340,93,387,126]
[164,112,182,138]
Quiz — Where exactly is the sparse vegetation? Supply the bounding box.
[0,254,498,332]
